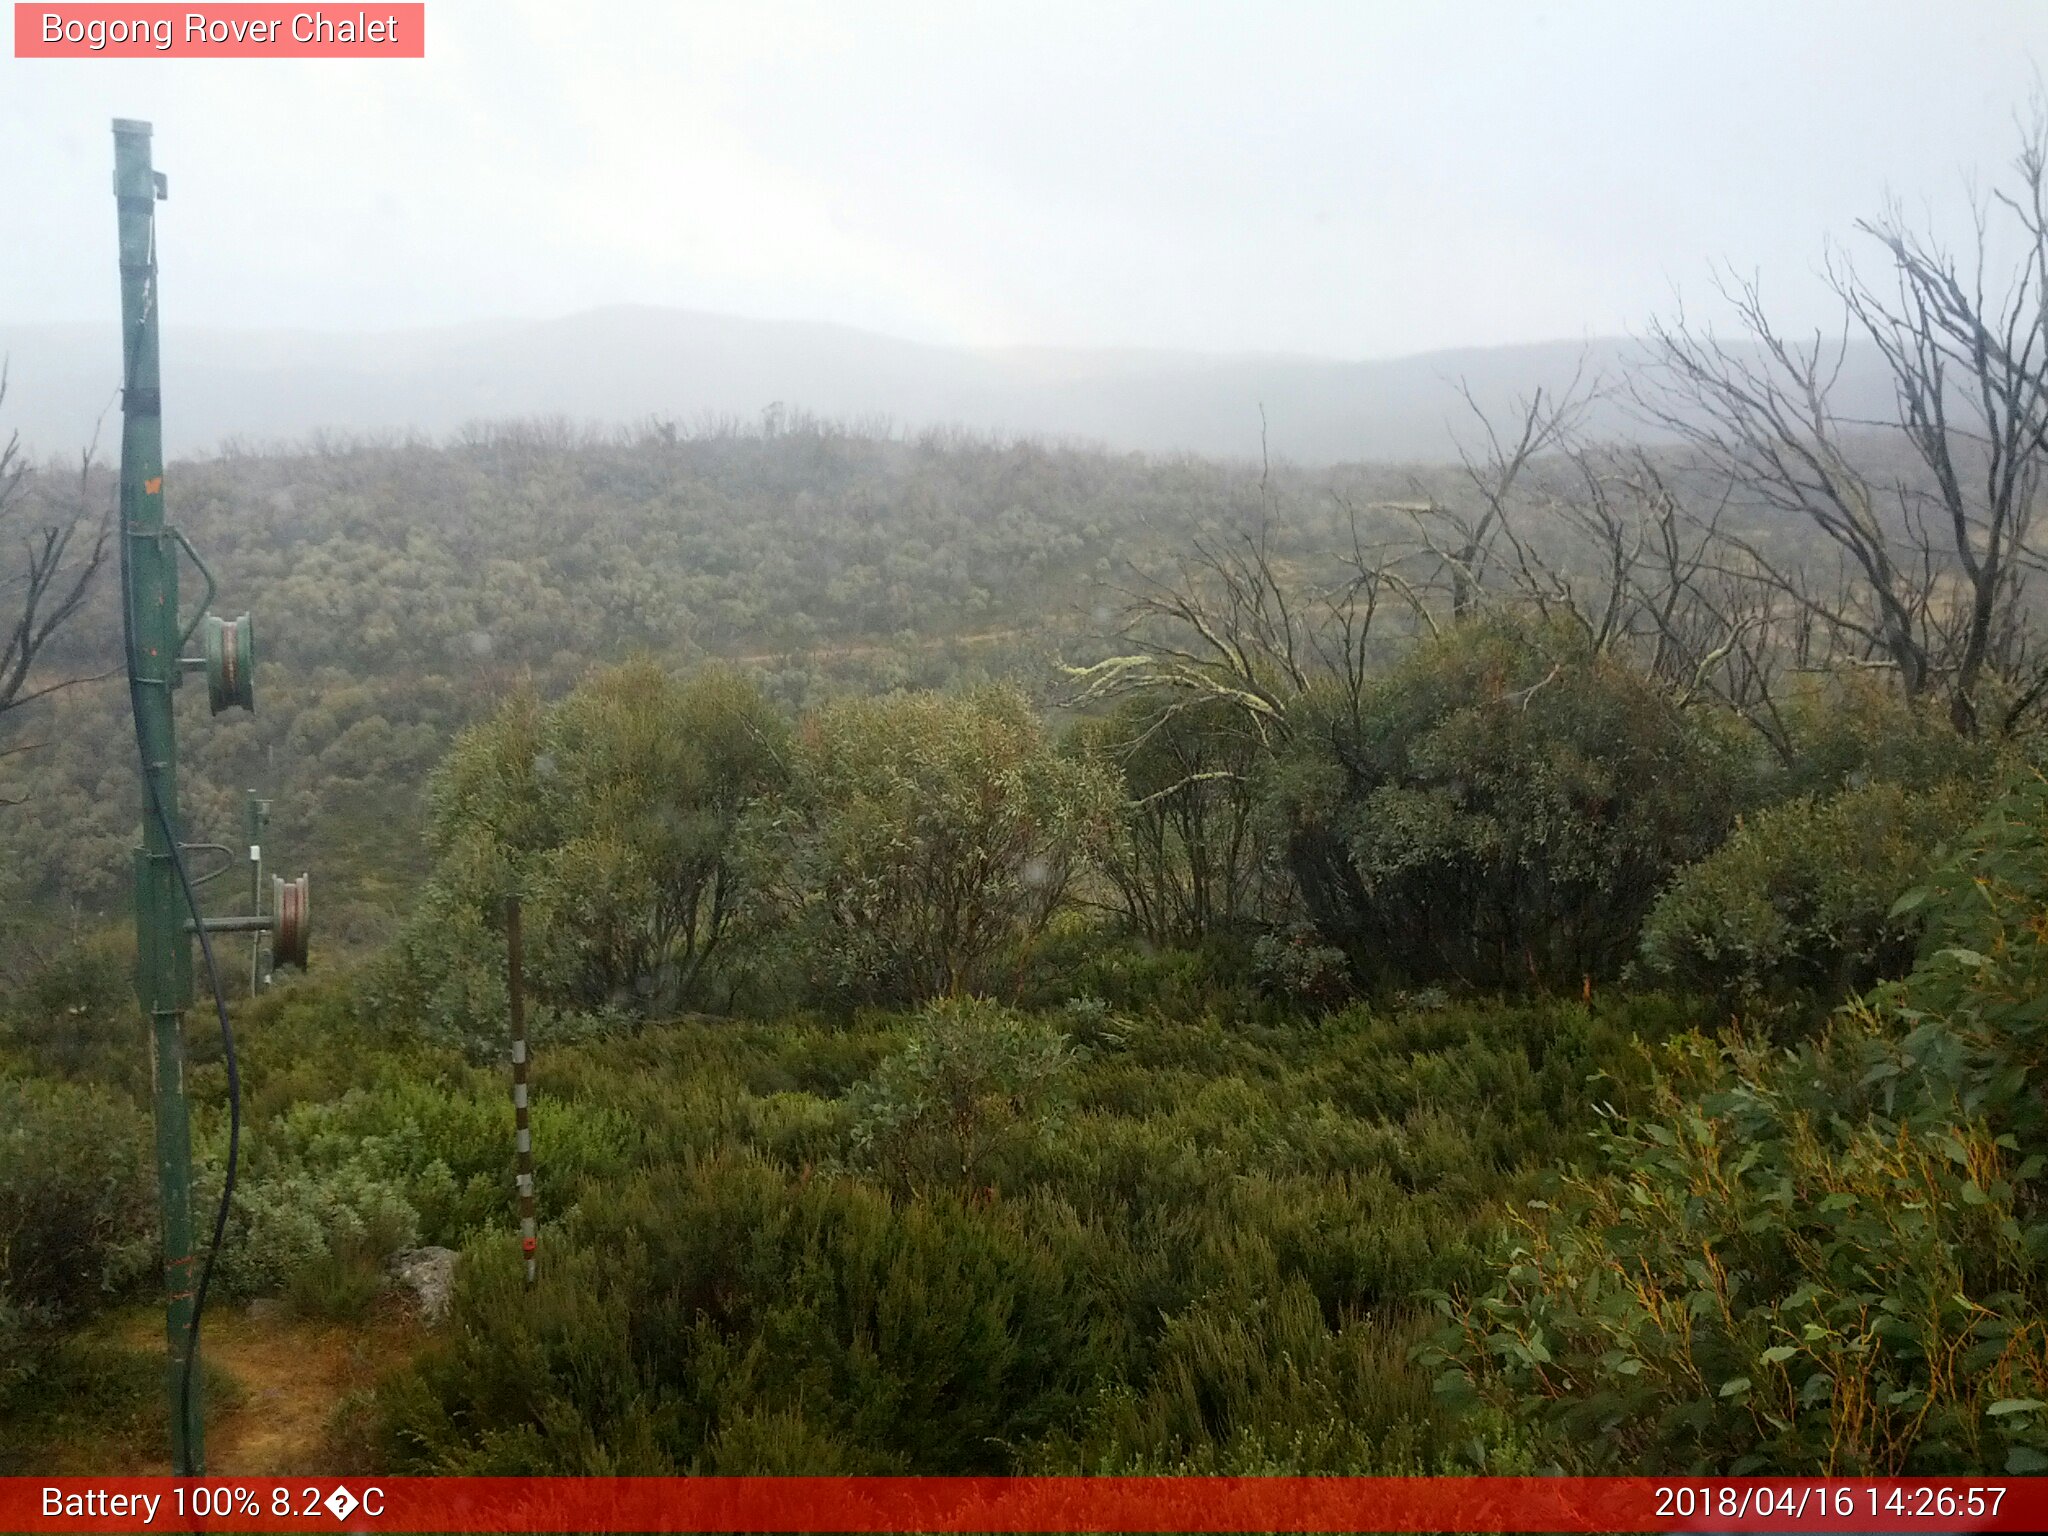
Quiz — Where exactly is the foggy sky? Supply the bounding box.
[3,1,2046,359]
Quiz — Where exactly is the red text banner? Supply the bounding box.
[3,1476,2043,1533]
[14,5,424,57]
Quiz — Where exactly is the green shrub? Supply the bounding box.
[1430,772,2048,1475]
[0,931,144,1096]
[1251,926,1353,1012]
[1273,620,1743,989]
[0,1333,183,1474]
[750,687,1117,1007]
[846,999,1076,1194]
[383,661,788,1039]
[210,1156,426,1301]
[1774,678,2005,801]
[199,1071,642,1300]
[1037,1284,1446,1473]
[1637,781,1980,1008]
[1015,927,1257,1018]
[380,1157,1121,1473]
[365,985,1685,1475]
[1426,1027,2048,1474]
[0,1078,153,1317]
[1877,770,2048,1133]
[0,1077,153,1408]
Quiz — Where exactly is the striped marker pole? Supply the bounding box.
[507,894,536,1288]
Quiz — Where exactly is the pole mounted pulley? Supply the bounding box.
[272,873,310,968]
[183,872,310,972]
[201,613,255,713]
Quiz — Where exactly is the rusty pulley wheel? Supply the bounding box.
[271,872,310,969]
[203,612,255,714]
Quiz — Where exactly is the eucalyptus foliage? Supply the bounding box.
[1637,780,1981,1009]
[749,687,1117,1005]
[1276,621,1743,987]
[1431,772,2048,1474]
[385,661,788,1037]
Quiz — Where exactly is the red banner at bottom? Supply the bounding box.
[5,1476,2041,1533]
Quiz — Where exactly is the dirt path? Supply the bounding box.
[116,1303,420,1475]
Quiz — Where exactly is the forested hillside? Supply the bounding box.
[1,418,1350,943]
[0,401,1966,948]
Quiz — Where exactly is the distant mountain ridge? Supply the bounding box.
[0,306,1901,465]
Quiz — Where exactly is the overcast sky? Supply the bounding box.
[3,1,2044,358]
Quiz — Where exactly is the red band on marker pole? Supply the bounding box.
[14,5,425,58]
[4,1477,2044,1533]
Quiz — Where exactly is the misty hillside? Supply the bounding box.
[0,308,1903,464]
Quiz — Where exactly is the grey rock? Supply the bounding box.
[388,1245,460,1325]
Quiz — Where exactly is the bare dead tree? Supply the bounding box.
[1393,363,1597,623]
[1445,436,1654,659]
[1634,275,1941,690]
[1636,111,2048,737]
[0,368,113,812]
[1065,520,1322,744]
[1069,370,1726,755]
[1405,429,1807,760]
[1839,116,2048,733]
[1,367,112,728]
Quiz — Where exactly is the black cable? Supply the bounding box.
[117,234,240,1477]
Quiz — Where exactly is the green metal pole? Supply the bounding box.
[114,116,203,1476]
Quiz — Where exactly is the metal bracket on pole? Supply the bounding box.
[170,526,217,655]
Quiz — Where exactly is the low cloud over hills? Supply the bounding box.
[0,306,1898,465]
